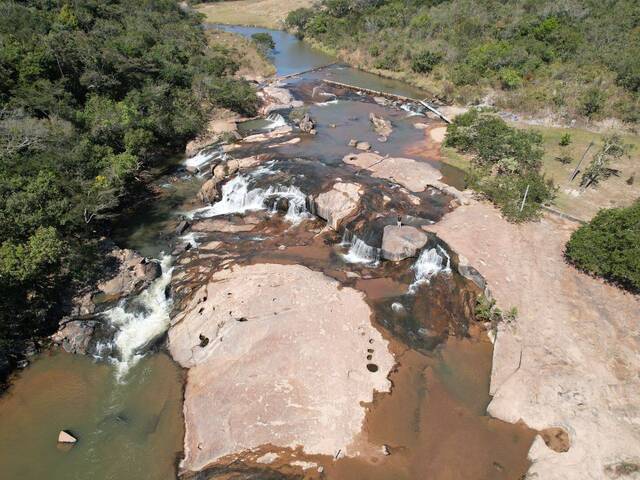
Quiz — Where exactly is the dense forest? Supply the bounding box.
[286,0,640,122]
[0,0,258,382]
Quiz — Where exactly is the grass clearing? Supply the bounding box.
[196,0,313,29]
[441,123,640,220]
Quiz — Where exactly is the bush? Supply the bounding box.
[251,32,275,54]
[581,87,605,118]
[411,49,442,74]
[559,133,572,146]
[500,68,523,89]
[565,201,640,291]
[447,109,554,221]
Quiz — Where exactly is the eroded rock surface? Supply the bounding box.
[97,248,161,302]
[168,263,394,473]
[381,225,429,261]
[313,182,362,230]
[427,202,640,480]
[259,86,303,115]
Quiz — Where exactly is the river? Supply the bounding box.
[0,24,533,480]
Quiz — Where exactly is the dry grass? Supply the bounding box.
[197,0,314,29]
[205,29,275,79]
[439,123,640,221]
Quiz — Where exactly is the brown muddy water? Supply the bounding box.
[0,25,531,480]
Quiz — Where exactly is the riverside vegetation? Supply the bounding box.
[286,0,640,123]
[0,0,261,383]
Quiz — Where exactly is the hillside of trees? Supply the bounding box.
[286,0,640,123]
[0,0,259,383]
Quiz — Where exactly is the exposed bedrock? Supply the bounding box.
[168,263,394,474]
[381,225,429,261]
[427,202,640,480]
[343,152,471,206]
[312,182,362,230]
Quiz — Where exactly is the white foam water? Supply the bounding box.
[264,113,287,130]
[401,103,422,116]
[185,148,221,171]
[408,245,451,293]
[341,231,381,265]
[103,255,174,378]
[187,175,310,224]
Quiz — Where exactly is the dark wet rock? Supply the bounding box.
[52,320,97,355]
[298,113,316,135]
[455,255,487,291]
[171,242,192,257]
[176,220,191,235]
[197,177,222,204]
[381,225,429,261]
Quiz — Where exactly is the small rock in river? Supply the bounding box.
[58,430,77,444]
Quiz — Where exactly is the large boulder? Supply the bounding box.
[97,248,161,302]
[298,113,316,135]
[381,225,429,261]
[168,264,394,473]
[369,112,392,139]
[51,319,96,355]
[313,182,362,230]
[259,86,304,115]
[197,177,221,204]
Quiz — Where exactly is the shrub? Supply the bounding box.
[581,87,605,118]
[559,133,572,146]
[500,68,523,89]
[411,49,442,74]
[251,32,275,54]
[565,201,640,291]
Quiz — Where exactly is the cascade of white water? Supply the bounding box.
[341,231,381,265]
[187,175,309,223]
[185,148,221,171]
[400,103,422,116]
[101,255,174,378]
[408,245,451,293]
[264,113,287,129]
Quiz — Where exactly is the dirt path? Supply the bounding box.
[426,202,640,480]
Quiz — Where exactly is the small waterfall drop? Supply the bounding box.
[341,230,381,265]
[264,113,287,129]
[188,175,309,223]
[185,147,222,171]
[408,245,451,293]
[101,255,174,378]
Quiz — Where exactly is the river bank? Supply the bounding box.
[3,18,636,480]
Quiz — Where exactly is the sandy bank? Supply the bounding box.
[426,202,640,479]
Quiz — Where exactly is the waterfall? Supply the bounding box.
[188,175,310,223]
[101,256,174,378]
[408,245,451,293]
[264,113,287,129]
[341,230,381,265]
[401,103,423,116]
[185,147,222,171]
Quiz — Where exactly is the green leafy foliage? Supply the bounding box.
[565,201,640,292]
[288,0,640,122]
[0,0,259,382]
[251,32,276,55]
[445,109,555,221]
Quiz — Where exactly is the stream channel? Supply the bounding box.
[0,24,535,480]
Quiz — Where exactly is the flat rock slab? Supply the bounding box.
[168,263,394,473]
[426,202,640,480]
[313,182,362,230]
[381,225,429,261]
[343,153,442,192]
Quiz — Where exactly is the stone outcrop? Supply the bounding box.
[298,113,316,135]
[58,430,77,444]
[426,202,640,480]
[96,248,161,302]
[243,125,293,143]
[168,263,394,473]
[259,86,304,115]
[369,112,392,140]
[313,182,362,230]
[197,177,221,204]
[381,225,429,261]
[186,110,241,157]
[51,320,96,355]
